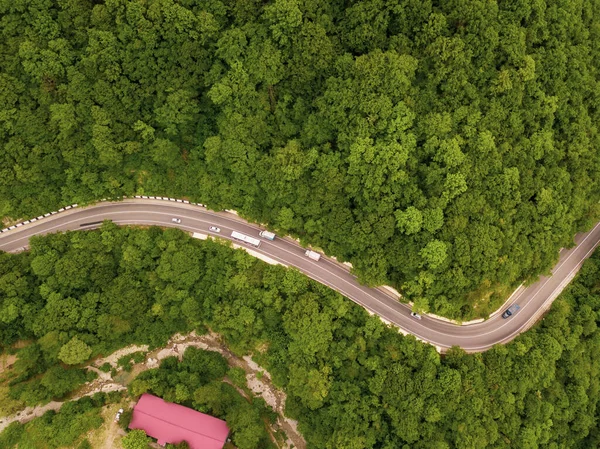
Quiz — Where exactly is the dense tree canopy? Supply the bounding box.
[1,0,599,316]
[1,226,600,447]
[121,430,151,449]
[58,336,92,365]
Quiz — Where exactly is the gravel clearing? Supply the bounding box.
[93,345,149,368]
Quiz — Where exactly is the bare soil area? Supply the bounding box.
[0,354,16,376]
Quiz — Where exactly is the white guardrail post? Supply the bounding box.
[0,196,210,234]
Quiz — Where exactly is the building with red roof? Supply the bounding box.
[129,393,229,449]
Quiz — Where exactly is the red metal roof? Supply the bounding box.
[129,393,229,449]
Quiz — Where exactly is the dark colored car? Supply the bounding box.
[502,304,520,319]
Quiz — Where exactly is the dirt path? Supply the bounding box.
[0,383,126,433]
[1,332,305,449]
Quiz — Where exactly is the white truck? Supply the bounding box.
[305,250,321,261]
[259,230,276,240]
[231,231,261,248]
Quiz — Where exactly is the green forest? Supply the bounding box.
[1,226,600,447]
[1,0,599,316]
[0,393,117,449]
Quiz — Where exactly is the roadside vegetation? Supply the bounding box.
[1,0,600,317]
[0,226,600,447]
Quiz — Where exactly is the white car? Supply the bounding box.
[171,218,181,223]
[410,312,422,320]
[209,226,221,233]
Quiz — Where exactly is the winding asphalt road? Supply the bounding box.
[1,198,599,353]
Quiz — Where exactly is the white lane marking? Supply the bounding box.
[0,203,247,245]
[465,223,600,350]
[0,206,545,345]
[242,237,453,339]
[467,232,600,351]
[470,220,600,339]
[0,208,432,337]
[0,207,255,250]
[3,201,600,351]
[286,260,445,345]
[199,214,600,344]
[0,210,213,247]
[125,214,399,324]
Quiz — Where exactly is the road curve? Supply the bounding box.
[1,198,600,353]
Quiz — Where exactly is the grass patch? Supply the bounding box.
[84,400,132,449]
[98,363,112,373]
[0,385,25,417]
[465,282,516,320]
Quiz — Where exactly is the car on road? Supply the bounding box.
[305,250,321,261]
[502,304,520,319]
[410,312,422,320]
[259,230,276,240]
[209,226,221,233]
[171,218,181,223]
